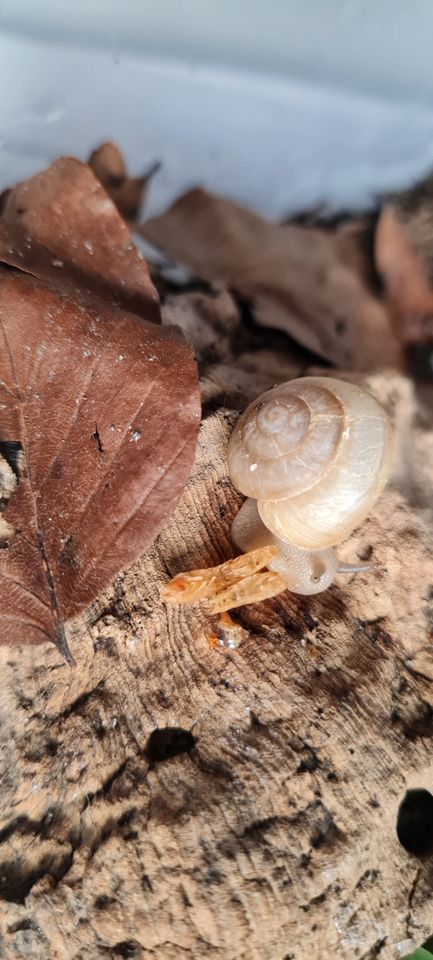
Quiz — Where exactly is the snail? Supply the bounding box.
[162,376,393,613]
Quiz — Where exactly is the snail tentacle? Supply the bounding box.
[336,561,373,574]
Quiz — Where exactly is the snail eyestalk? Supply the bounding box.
[337,561,373,575]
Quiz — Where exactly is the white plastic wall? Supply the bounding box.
[1,1,433,217]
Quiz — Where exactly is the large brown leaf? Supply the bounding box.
[0,269,199,659]
[142,188,401,370]
[2,157,159,322]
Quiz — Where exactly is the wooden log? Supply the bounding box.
[0,371,432,959]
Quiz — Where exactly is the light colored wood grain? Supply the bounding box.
[0,363,432,959]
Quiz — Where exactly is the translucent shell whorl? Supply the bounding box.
[227,376,393,550]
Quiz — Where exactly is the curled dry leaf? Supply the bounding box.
[0,266,200,659]
[142,188,401,371]
[375,204,433,379]
[2,157,159,322]
[89,141,125,186]
[332,214,379,289]
[89,141,161,221]
[385,171,433,281]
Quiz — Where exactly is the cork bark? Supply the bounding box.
[0,290,432,960]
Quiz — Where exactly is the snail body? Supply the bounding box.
[231,496,339,595]
[162,376,393,614]
[228,376,392,595]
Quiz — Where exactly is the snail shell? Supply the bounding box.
[228,376,393,550]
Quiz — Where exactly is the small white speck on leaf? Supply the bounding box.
[250,463,258,472]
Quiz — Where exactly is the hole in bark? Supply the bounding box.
[0,859,51,904]
[309,808,343,849]
[94,894,116,910]
[7,918,35,933]
[297,748,320,774]
[111,942,141,958]
[145,726,196,763]
[396,788,433,855]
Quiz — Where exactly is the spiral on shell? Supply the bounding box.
[227,377,393,550]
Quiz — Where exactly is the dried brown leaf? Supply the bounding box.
[376,205,433,344]
[89,142,126,186]
[89,141,160,221]
[373,171,433,379]
[333,214,379,288]
[142,188,401,371]
[375,204,433,379]
[387,171,433,277]
[2,157,159,321]
[0,268,199,658]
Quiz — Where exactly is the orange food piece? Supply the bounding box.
[161,545,286,613]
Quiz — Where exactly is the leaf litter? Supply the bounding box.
[1,140,433,661]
